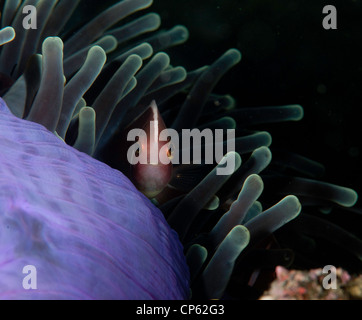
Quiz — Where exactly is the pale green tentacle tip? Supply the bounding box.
[228,225,251,249]
[223,95,236,111]
[126,54,144,69]
[289,104,304,121]
[186,244,208,270]
[204,195,220,211]
[339,187,358,207]
[220,116,237,129]
[73,107,96,156]
[172,25,190,44]
[225,48,242,64]
[136,42,154,60]
[42,36,64,55]
[146,12,162,30]
[253,145,272,159]
[97,35,118,54]
[139,0,154,8]
[186,244,208,284]
[280,195,302,220]
[244,173,264,189]
[153,52,171,66]
[88,45,108,63]
[218,151,242,172]
[0,27,15,46]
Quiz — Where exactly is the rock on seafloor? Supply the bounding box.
[0,98,190,300]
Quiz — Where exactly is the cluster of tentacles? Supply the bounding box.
[0,0,361,300]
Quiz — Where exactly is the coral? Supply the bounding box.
[0,0,361,300]
[260,266,362,300]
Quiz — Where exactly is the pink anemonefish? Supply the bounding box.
[125,100,173,198]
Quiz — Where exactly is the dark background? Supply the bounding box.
[151,0,362,198]
[80,0,362,207]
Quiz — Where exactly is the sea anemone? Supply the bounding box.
[0,0,360,300]
[0,96,189,299]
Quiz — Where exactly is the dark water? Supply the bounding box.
[79,0,362,235]
[152,0,362,197]
[159,1,361,236]
[155,1,362,240]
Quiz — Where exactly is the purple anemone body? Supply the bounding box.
[0,98,189,299]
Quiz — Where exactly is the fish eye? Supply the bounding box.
[132,142,141,159]
[167,148,173,160]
